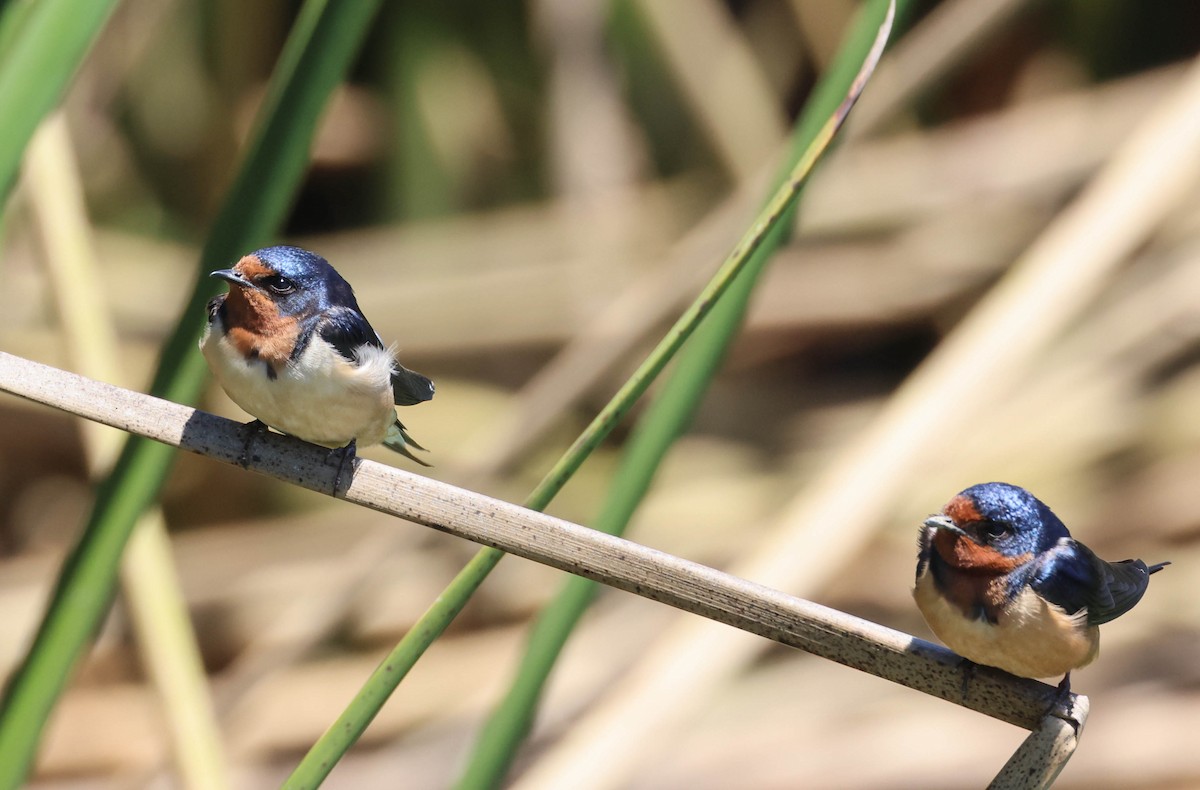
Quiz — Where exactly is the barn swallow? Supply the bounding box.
[200,245,434,476]
[914,482,1168,695]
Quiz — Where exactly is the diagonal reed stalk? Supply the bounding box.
[0,1,383,784]
[0,348,1076,738]
[282,3,895,787]
[455,3,903,786]
[0,347,1087,790]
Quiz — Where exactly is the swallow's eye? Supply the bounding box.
[261,275,295,295]
[983,521,1010,541]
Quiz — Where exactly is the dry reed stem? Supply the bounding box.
[0,351,1074,735]
[990,697,1091,790]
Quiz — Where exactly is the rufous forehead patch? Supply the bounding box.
[234,254,275,281]
[944,494,982,525]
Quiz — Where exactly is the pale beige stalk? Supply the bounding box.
[0,350,1077,739]
[23,114,228,790]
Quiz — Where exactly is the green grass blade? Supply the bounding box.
[0,1,35,67]
[283,4,894,787]
[455,3,901,786]
[0,2,382,784]
[0,0,118,203]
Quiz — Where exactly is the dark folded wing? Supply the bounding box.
[316,306,386,362]
[316,307,433,405]
[1072,541,1155,626]
[1028,540,1095,616]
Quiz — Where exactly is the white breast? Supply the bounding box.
[200,320,397,448]
[913,571,1099,679]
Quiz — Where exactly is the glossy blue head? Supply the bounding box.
[927,482,1070,562]
[211,245,362,318]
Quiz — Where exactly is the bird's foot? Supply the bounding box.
[1050,672,1074,718]
[238,419,269,468]
[330,439,358,496]
[959,658,977,701]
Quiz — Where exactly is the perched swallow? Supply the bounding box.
[914,482,1168,692]
[200,245,434,469]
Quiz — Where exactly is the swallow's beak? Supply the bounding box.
[210,268,247,287]
[923,514,969,538]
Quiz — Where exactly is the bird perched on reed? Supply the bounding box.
[201,245,434,474]
[915,482,1168,695]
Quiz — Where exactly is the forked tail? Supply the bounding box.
[382,419,431,467]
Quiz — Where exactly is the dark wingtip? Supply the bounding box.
[382,439,433,467]
[383,420,432,466]
[406,452,433,468]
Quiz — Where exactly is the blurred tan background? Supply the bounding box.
[1,0,1198,787]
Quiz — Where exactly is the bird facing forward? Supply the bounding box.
[200,245,433,466]
[914,482,1168,691]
